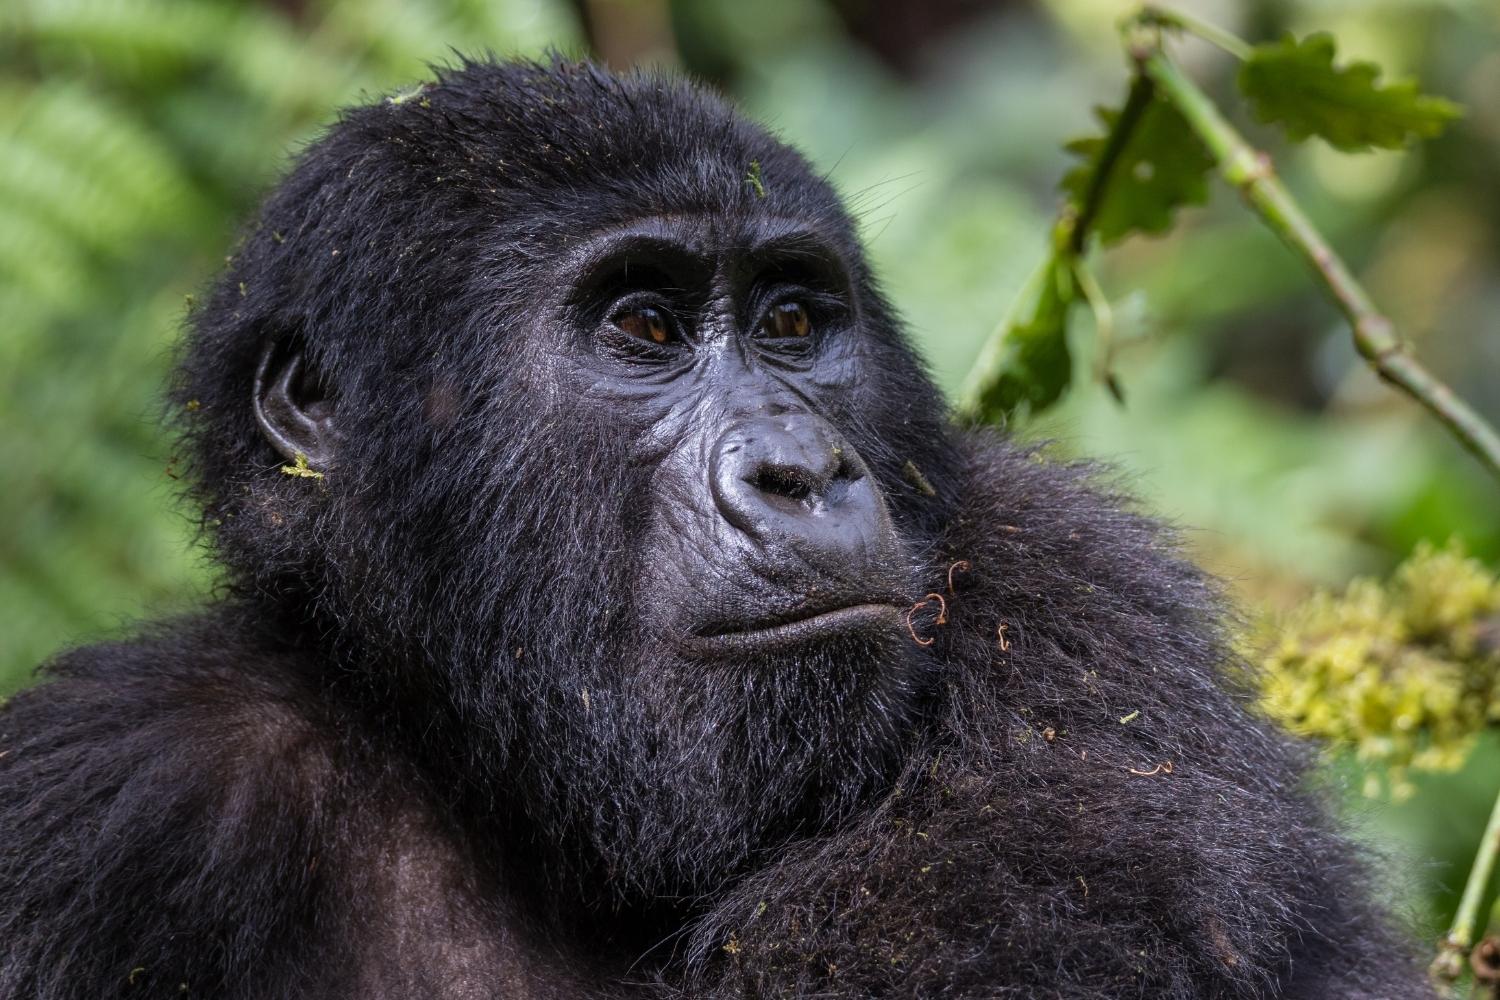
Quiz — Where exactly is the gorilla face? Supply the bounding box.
[559,215,911,652]
[185,61,951,906]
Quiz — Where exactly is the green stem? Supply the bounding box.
[1135,4,1252,60]
[1141,52,1500,484]
[1450,788,1500,955]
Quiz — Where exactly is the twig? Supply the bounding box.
[1136,4,1252,60]
[1140,51,1500,483]
[924,592,949,626]
[1436,786,1500,981]
[906,615,934,646]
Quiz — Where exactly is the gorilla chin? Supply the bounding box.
[516,636,920,919]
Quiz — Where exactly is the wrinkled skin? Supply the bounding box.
[0,60,1431,999]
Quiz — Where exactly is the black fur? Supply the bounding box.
[0,59,1429,998]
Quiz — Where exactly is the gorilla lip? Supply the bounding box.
[690,602,902,652]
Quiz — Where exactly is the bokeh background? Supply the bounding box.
[3,0,1498,948]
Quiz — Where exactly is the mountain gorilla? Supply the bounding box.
[0,59,1429,999]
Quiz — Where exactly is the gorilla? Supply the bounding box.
[0,59,1430,999]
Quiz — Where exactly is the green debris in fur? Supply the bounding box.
[280,452,324,480]
[902,460,937,497]
[1118,710,1141,724]
[386,84,429,106]
[745,160,766,198]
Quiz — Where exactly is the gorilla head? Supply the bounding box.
[174,59,953,907]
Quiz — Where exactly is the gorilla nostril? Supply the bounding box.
[831,446,863,483]
[749,464,818,503]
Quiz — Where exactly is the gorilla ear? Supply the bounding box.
[253,339,338,469]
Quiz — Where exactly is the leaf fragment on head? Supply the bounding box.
[280,452,325,480]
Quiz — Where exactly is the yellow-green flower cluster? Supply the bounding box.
[1259,542,1500,799]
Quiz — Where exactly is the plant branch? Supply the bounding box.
[1436,786,1500,981]
[1135,4,1252,60]
[1141,51,1500,483]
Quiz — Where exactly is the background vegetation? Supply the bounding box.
[4,0,1498,964]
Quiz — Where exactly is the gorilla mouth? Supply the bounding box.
[691,603,903,652]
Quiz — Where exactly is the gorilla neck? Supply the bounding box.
[360,625,935,946]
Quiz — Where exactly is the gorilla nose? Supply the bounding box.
[710,414,894,569]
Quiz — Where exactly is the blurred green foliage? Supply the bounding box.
[1262,541,1500,799]
[3,0,1499,945]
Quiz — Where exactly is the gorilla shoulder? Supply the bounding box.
[0,616,606,998]
[0,616,333,995]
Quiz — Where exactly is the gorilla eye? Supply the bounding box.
[614,306,675,344]
[762,301,811,339]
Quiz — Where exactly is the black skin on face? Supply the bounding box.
[0,58,1433,999]
[547,214,909,651]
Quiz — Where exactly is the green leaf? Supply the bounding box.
[973,254,1076,421]
[1061,95,1214,247]
[1238,33,1462,152]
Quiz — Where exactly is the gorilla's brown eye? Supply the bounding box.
[763,301,811,339]
[615,306,673,344]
